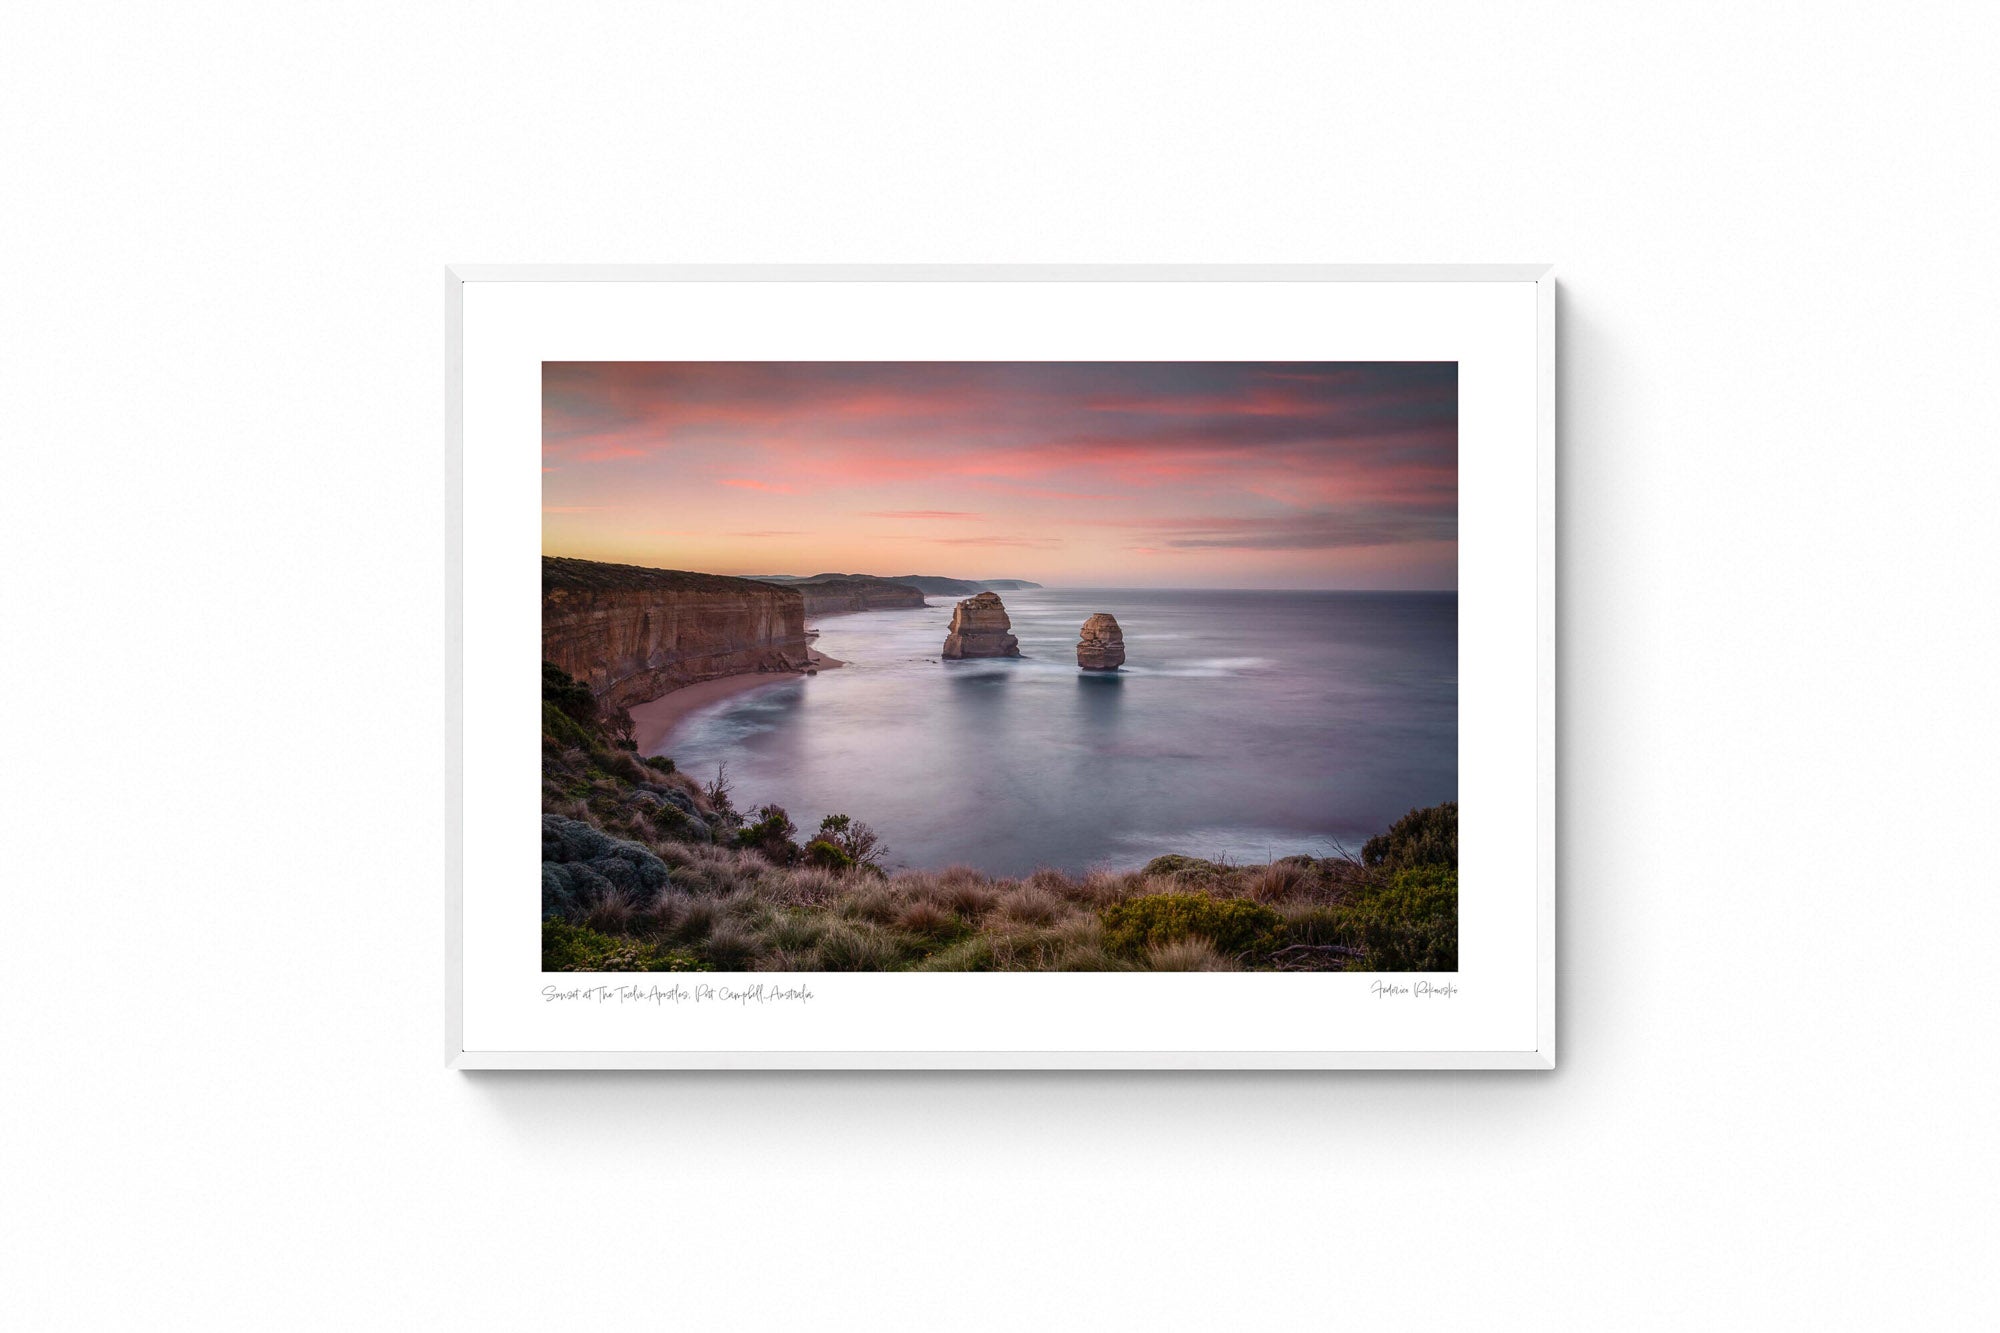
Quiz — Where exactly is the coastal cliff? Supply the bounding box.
[543,557,809,711]
[784,575,927,615]
[755,572,1040,597]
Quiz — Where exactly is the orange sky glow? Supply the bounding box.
[542,362,1457,589]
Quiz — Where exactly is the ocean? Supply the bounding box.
[649,588,1457,876]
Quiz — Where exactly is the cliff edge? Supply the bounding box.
[543,557,810,710]
[778,574,927,615]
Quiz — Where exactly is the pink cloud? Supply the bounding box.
[543,362,1457,587]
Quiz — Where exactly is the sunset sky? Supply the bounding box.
[542,362,1457,589]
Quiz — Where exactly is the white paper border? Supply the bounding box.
[447,266,1554,1070]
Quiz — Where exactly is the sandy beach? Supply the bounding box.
[628,648,844,755]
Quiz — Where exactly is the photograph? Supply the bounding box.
[540,360,1459,973]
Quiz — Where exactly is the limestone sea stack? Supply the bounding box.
[1076,613,1126,670]
[941,591,1021,659]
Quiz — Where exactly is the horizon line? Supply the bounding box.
[542,550,1453,595]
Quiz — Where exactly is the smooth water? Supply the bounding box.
[652,589,1456,875]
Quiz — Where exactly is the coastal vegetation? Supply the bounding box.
[541,663,1457,974]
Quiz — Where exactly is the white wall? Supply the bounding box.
[4,4,1994,1328]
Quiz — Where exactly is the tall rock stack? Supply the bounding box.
[1076,613,1126,671]
[941,591,1021,659]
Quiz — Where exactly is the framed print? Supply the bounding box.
[448,265,1554,1069]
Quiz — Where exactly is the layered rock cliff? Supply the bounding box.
[543,557,809,711]
[757,572,1040,596]
[942,591,1021,659]
[1076,613,1126,670]
[783,575,927,615]
[884,574,986,596]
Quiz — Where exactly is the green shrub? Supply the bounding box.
[1361,802,1457,871]
[541,700,598,753]
[734,805,800,864]
[541,920,707,972]
[645,800,696,837]
[802,838,856,871]
[1099,893,1282,959]
[1350,865,1457,971]
[1273,865,1456,971]
[542,662,598,726]
[815,813,886,869]
[641,755,676,774]
[1141,854,1229,881]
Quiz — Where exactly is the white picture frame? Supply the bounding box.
[448,265,1555,1070]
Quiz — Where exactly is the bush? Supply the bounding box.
[541,920,706,972]
[1099,893,1282,960]
[541,700,598,754]
[1141,854,1229,881]
[541,815,672,920]
[1361,802,1457,871]
[702,764,736,821]
[815,813,886,870]
[802,838,856,871]
[542,662,598,727]
[641,755,676,774]
[1351,865,1457,971]
[1271,865,1457,971]
[734,804,800,864]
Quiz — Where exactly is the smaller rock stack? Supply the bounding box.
[1076,613,1126,671]
[942,591,1021,659]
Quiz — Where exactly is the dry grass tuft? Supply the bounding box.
[1070,869,1139,906]
[925,874,1000,918]
[703,920,761,969]
[760,910,825,953]
[1245,859,1316,903]
[811,921,904,971]
[843,882,905,925]
[581,887,639,934]
[673,895,717,941]
[994,885,1065,926]
[1045,914,1123,971]
[1025,868,1081,898]
[1145,937,1240,971]
[895,899,964,940]
[769,865,845,907]
[978,924,1061,970]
